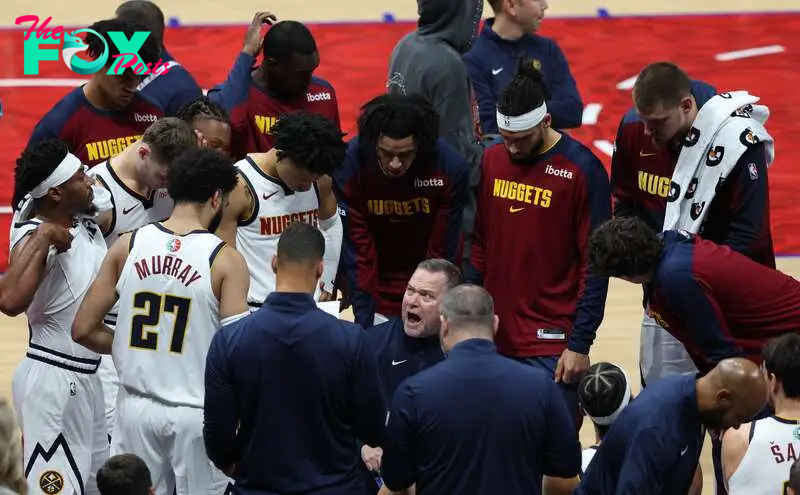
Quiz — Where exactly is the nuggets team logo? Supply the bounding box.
[666,181,681,202]
[719,92,732,98]
[39,470,64,494]
[731,104,752,118]
[739,128,759,146]
[685,177,699,199]
[531,59,542,71]
[684,127,701,147]
[747,162,759,181]
[706,146,725,166]
[690,201,706,220]
[166,238,182,253]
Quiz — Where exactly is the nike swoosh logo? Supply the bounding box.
[680,446,688,456]
[263,191,279,201]
[122,205,137,215]
[509,206,525,213]
[392,360,407,366]
[639,150,658,157]
[492,68,503,75]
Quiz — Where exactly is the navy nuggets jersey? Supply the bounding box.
[235,157,321,307]
[28,87,164,166]
[470,134,611,358]
[207,53,340,158]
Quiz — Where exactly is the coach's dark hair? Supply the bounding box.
[115,0,166,47]
[763,334,800,399]
[96,453,152,495]
[262,21,317,61]
[13,139,70,209]
[85,18,161,69]
[272,111,347,175]
[440,284,494,332]
[277,222,325,266]
[497,58,552,117]
[633,62,692,114]
[166,148,237,203]
[177,97,230,126]
[588,217,663,278]
[142,117,198,166]
[357,93,439,165]
[417,258,462,290]
[579,362,630,437]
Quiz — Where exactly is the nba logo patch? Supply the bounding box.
[747,162,758,180]
[166,238,182,253]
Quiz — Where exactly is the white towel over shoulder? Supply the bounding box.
[663,91,775,234]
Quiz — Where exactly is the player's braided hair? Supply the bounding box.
[587,217,663,278]
[272,111,347,176]
[497,58,552,117]
[579,362,631,436]
[176,97,230,126]
[167,148,238,204]
[85,18,161,68]
[13,139,70,209]
[356,93,439,165]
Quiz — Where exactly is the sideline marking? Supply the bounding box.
[715,45,785,61]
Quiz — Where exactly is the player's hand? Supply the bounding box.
[361,445,383,472]
[37,222,73,253]
[243,12,278,56]
[318,281,335,302]
[555,349,590,384]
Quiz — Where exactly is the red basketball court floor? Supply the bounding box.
[0,13,797,269]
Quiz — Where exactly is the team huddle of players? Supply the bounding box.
[3,0,800,494]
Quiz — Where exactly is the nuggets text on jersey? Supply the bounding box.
[492,178,552,208]
[86,135,142,162]
[366,197,431,216]
[259,208,320,236]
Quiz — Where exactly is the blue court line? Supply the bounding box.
[1,8,799,29]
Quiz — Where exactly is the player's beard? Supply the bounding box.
[699,406,729,430]
[207,207,223,233]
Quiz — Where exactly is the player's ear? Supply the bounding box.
[716,388,732,406]
[541,114,552,129]
[492,314,499,336]
[680,96,694,114]
[271,255,278,274]
[138,143,151,161]
[316,260,324,279]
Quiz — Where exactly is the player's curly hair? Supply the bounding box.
[497,58,552,117]
[167,148,238,204]
[12,139,70,209]
[176,97,230,126]
[579,362,631,437]
[356,93,439,165]
[85,18,161,69]
[588,217,663,278]
[272,111,347,175]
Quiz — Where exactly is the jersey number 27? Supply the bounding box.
[129,292,191,353]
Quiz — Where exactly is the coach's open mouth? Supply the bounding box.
[406,311,422,324]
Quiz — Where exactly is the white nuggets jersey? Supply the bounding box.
[10,218,107,364]
[235,157,320,307]
[113,223,225,408]
[90,160,174,246]
[728,416,800,494]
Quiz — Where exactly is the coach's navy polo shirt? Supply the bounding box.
[576,374,705,494]
[381,338,581,495]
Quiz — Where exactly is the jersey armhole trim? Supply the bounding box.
[748,420,757,442]
[94,174,116,237]
[237,171,260,227]
[209,240,227,269]
[128,229,138,252]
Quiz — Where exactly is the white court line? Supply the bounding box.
[715,45,785,61]
[0,207,12,214]
[593,140,615,157]
[582,103,602,125]
[0,79,211,94]
[616,76,637,91]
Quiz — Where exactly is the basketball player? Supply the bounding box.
[208,14,341,158]
[789,459,800,495]
[216,111,347,309]
[27,18,164,167]
[89,116,197,439]
[467,60,611,427]
[2,140,109,494]
[722,333,800,494]
[177,97,232,156]
[72,148,250,495]
[577,362,633,473]
[116,0,203,116]
[97,454,155,495]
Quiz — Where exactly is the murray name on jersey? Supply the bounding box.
[132,240,203,288]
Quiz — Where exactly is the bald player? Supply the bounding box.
[722,334,800,494]
[577,358,767,494]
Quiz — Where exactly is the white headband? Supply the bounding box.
[497,102,548,132]
[588,366,632,426]
[30,153,83,199]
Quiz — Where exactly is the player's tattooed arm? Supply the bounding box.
[72,233,129,353]
[215,172,250,248]
[0,223,72,316]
